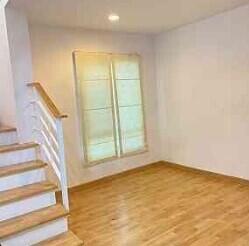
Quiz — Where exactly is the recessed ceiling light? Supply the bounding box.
[108,14,120,22]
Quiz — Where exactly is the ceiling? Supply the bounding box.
[9,0,249,34]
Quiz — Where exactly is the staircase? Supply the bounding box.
[0,83,83,245]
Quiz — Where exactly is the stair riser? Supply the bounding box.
[0,132,17,146]
[0,192,56,221]
[0,217,68,246]
[0,148,37,167]
[0,169,45,192]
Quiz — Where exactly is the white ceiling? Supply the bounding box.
[9,0,249,34]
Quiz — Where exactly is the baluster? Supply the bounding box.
[56,119,69,211]
[32,88,43,161]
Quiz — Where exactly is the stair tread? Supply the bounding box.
[35,231,83,246]
[0,142,39,153]
[0,126,16,133]
[0,204,68,239]
[0,160,47,178]
[0,181,57,206]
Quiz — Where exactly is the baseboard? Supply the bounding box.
[68,161,163,193]
[66,160,249,195]
[162,160,249,186]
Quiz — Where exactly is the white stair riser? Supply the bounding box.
[0,132,17,146]
[0,192,56,221]
[0,169,45,192]
[1,217,68,246]
[0,148,37,167]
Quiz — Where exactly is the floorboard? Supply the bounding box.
[68,162,249,245]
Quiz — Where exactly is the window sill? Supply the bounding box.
[83,147,149,168]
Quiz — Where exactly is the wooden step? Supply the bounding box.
[0,181,57,206]
[0,160,47,178]
[0,126,16,133]
[0,204,68,239]
[35,231,83,246]
[0,142,39,153]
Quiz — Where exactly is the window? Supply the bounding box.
[73,52,147,164]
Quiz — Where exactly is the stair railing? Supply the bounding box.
[28,83,69,210]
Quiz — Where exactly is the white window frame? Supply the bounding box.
[73,51,148,166]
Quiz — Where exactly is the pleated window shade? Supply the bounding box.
[74,52,147,164]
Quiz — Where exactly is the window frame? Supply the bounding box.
[73,51,148,166]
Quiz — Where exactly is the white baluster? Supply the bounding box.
[56,119,69,211]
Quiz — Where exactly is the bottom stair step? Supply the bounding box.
[0,204,69,240]
[35,231,83,246]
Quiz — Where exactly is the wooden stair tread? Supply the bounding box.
[0,126,16,133]
[35,231,83,246]
[0,142,39,153]
[0,181,57,206]
[0,204,68,239]
[0,160,47,178]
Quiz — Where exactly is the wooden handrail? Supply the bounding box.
[28,83,68,119]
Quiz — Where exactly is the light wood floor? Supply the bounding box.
[68,162,249,246]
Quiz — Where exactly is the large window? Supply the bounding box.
[74,52,147,164]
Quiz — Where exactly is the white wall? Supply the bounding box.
[156,4,249,180]
[29,24,160,187]
[0,4,17,127]
[5,7,33,141]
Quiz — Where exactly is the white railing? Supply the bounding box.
[28,83,69,210]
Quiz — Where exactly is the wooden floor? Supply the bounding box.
[68,162,249,246]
